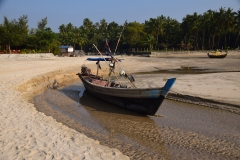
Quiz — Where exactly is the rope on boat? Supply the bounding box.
[111,61,137,88]
[109,20,137,87]
[92,21,137,88]
[93,44,111,66]
[92,43,124,86]
[92,44,126,86]
[93,43,135,88]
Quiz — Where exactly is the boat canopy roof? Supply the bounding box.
[86,57,123,62]
[87,57,111,61]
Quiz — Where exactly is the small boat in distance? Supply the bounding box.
[77,55,176,115]
[207,49,227,58]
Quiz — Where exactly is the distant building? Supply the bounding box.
[59,46,74,56]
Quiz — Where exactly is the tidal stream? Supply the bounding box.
[32,80,240,159]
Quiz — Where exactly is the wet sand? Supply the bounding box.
[1,52,240,159]
[33,84,240,159]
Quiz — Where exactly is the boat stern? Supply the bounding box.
[161,78,176,97]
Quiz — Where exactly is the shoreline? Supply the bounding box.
[0,53,239,159]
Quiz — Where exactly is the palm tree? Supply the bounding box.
[58,24,66,45]
[1,15,28,53]
[181,14,192,50]
[145,19,156,48]
[190,12,201,50]
[234,9,240,48]
[155,15,166,51]
[27,28,38,50]
[144,16,166,50]
[83,18,93,33]
[37,17,47,30]
[78,26,87,50]
[99,19,108,40]
[72,27,79,49]
[182,12,201,50]
[199,13,209,50]
[124,21,145,49]
[161,17,179,51]
[169,19,180,50]
[204,10,218,50]
[107,21,121,52]
[143,34,155,51]
[82,18,94,51]
[216,7,226,48]
[2,16,13,53]
[66,23,74,45]
[210,11,219,49]
[223,7,235,49]
[92,22,100,47]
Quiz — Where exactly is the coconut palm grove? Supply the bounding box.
[0,7,239,55]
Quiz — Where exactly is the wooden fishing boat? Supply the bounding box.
[207,50,227,58]
[77,57,176,115]
[77,22,175,115]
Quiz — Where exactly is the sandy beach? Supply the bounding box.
[0,52,240,159]
[0,54,129,160]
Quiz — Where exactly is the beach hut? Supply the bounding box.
[59,46,74,57]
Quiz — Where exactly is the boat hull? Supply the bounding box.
[207,52,227,58]
[78,74,175,115]
[86,87,165,115]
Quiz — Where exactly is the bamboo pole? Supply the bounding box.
[114,20,127,55]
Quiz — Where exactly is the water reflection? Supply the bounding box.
[33,87,108,135]
[33,83,240,159]
[33,84,171,159]
[79,90,171,159]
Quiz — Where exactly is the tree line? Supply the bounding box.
[0,7,239,55]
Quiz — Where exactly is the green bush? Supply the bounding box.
[21,49,27,54]
[49,40,61,55]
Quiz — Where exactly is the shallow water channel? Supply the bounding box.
[32,73,240,160]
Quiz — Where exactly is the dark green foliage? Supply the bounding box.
[0,15,28,53]
[0,7,239,54]
[49,40,61,55]
[38,17,47,30]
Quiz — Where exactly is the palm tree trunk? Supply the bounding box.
[196,30,199,50]
[217,34,220,48]
[228,34,231,49]
[234,31,240,48]
[202,29,205,50]
[209,37,211,50]
[156,28,159,51]
[224,33,227,49]
[212,35,215,49]
[8,41,11,54]
[194,32,197,50]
